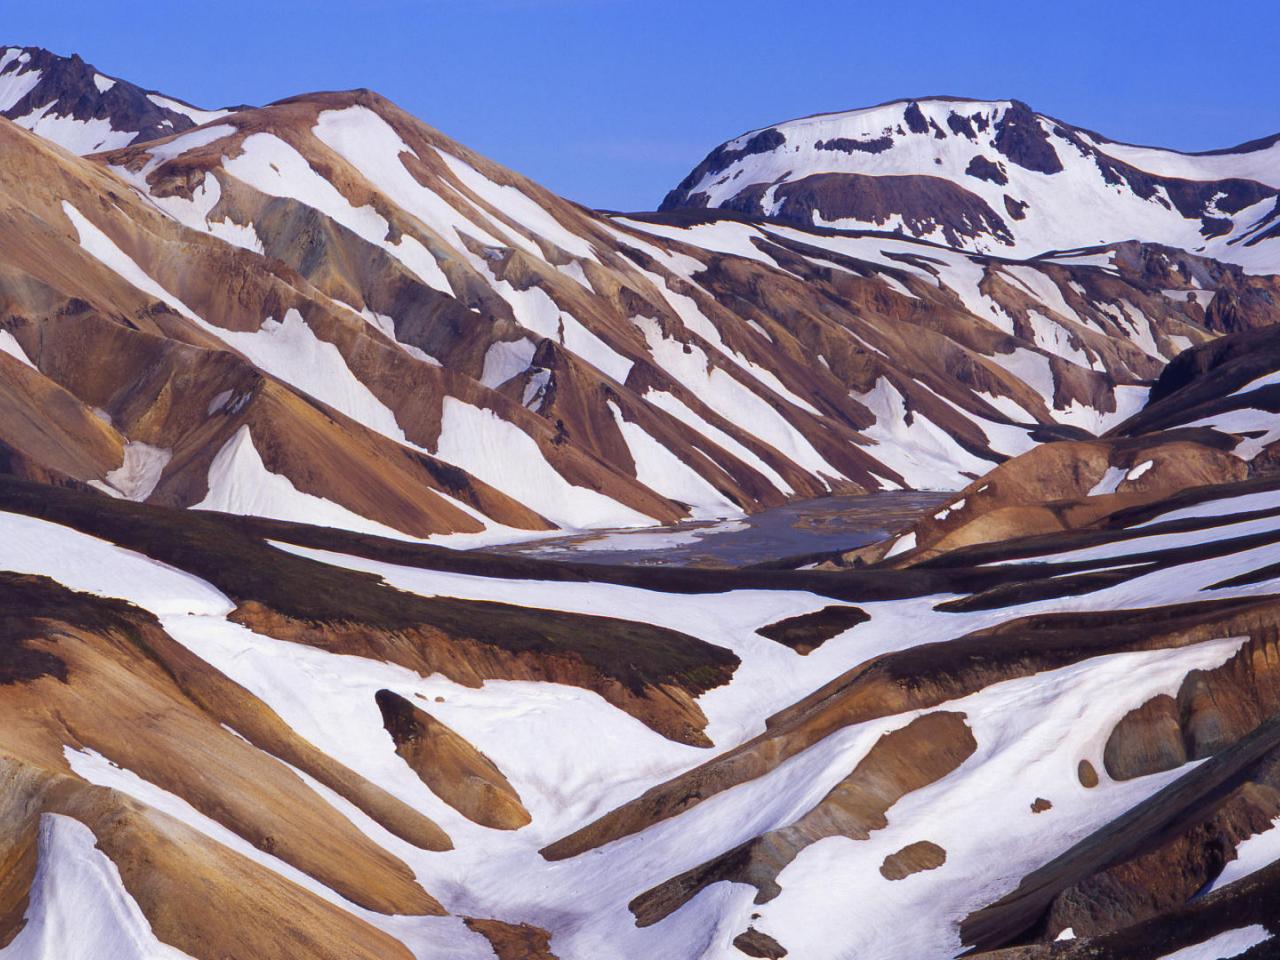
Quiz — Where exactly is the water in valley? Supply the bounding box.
[481,491,950,568]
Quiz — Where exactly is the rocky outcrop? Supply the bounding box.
[880,840,947,880]
[754,605,869,654]
[962,709,1280,952]
[0,46,235,153]
[462,918,558,960]
[375,689,530,829]
[854,436,1247,566]
[732,927,788,958]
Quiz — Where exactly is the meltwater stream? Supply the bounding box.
[480,491,950,568]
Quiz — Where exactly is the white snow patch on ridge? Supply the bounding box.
[636,316,841,485]
[0,814,194,960]
[0,330,36,369]
[103,441,172,501]
[1154,925,1273,960]
[435,398,655,530]
[214,309,406,444]
[851,377,995,489]
[312,106,501,271]
[194,425,412,539]
[225,126,455,296]
[0,63,41,111]
[0,510,230,616]
[643,389,793,496]
[607,400,740,520]
[439,148,597,260]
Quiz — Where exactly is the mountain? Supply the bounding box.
[831,324,1280,568]
[0,45,234,154]
[2,76,1263,542]
[661,97,1280,272]
[2,45,1280,960]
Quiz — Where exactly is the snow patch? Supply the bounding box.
[0,814,194,960]
[195,425,411,539]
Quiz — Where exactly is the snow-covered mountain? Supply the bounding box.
[0,45,234,153]
[2,45,1280,960]
[4,80,1265,543]
[662,97,1280,273]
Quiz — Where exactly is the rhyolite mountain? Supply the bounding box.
[2,43,1280,960]
[4,50,1278,543]
[662,97,1280,272]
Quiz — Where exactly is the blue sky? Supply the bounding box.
[7,0,1279,210]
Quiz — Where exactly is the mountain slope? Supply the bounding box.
[3,442,1280,958]
[662,97,1280,272]
[5,88,1231,541]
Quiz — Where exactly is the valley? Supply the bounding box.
[0,37,1278,960]
[481,491,949,567]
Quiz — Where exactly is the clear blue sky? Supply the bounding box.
[8,0,1280,210]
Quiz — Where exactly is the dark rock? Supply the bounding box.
[733,928,787,958]
[993,101,1063,174]
[1078,760,1099,788]
[880,840,947,879]
[904,101,930,134]
[966,155,1009,186]
[755,605,869,654]
[814,136,893,154]
[1004,195,1029,220]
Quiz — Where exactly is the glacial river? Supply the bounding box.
[480,491,950,568]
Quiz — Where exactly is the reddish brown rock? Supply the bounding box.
[733,927,788,958]
[1078,760,1100,788]
[376,689,530,830]
[880,841,947,880]
[463,918,558,960]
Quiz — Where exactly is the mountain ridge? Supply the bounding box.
[661,96,1280,271]
[1,43,1280,960]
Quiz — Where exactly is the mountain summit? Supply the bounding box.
[662,97,1280,269]
[0,45,234,153]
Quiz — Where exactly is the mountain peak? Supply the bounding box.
[0,43,236,154]
[661,96,1280,267]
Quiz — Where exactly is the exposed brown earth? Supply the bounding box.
[463,917,559,959]
[376,688,531,829]
[1077,760,1100,789]
[848,436,1247,566]
[732,927,789,958]
[754,604,870,654]
[880,840,948,880]
[627,712,975,923]
[545,595,1280,861]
